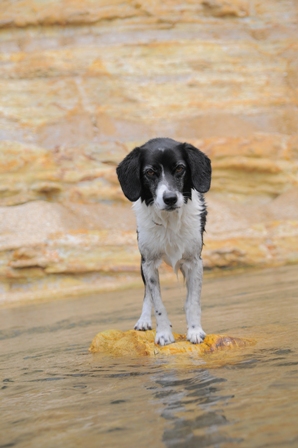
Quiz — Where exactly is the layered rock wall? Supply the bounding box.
[0,0,297,304]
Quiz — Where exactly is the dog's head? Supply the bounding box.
[116,138,211,210]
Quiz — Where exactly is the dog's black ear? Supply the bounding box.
[116,147,142,201]
[183,143,211,193]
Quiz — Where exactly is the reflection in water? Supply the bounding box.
[0,265,298,447]
[152,370,237,447]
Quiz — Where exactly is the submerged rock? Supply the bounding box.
[89,329,256,357]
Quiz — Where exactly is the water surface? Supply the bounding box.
[1,266,298,447]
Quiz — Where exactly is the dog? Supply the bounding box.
[116,138,211,346]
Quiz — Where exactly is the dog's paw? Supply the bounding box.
[134,318,152,331]
[155,330,175,346]
[187,327,206,344]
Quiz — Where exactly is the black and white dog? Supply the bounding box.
[116,138,211,346]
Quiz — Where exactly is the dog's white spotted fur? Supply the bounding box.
[133,190,205,345]
[116,138,211,346]
[133,190,203,271]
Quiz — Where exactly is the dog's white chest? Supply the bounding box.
[153,221,193,269]
[133,191,203,270]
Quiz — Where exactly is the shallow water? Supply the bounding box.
[0,265,298,448]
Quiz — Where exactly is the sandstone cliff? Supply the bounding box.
[0,0,297,304]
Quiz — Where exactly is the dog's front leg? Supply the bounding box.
[136,258,174,346]
[182,258,206,344]
[134,261,152,331]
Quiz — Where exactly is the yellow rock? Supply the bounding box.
[89,329,256,357]
[0,0,298,305]
[0,0,250,28]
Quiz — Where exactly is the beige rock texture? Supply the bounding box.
[89,329,256,357]
[0,0,298,304]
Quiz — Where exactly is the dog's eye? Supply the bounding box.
[175,165,185,174]
[146,169,155,177]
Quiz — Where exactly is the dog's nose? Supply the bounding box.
[163,192,178,206]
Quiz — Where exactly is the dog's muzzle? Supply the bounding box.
[163,191,178,210]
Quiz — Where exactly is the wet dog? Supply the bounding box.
[116,138,211,346]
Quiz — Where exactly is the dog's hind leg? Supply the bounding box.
[181,258,206,344]
[135,257,174,346]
